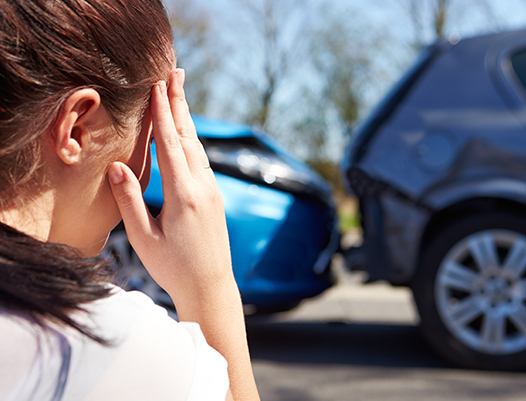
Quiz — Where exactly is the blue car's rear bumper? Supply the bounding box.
[145,171,337,308]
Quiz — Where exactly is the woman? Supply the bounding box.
[0,1,259,400]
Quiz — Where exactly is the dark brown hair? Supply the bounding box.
[0,0,173,341]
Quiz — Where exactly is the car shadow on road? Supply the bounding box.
[246,317,450,369]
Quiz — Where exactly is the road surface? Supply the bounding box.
[246,257,526,401]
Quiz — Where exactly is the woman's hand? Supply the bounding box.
[108,69,232,298]
[107,69,260,401]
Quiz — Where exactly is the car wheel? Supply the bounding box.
[413,212,526,370]
[102,230,176,314]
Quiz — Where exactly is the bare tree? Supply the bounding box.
[228,0,313,130]
[433,0,450,38]
[303,6,384,155]
[405,0,450,48]
[402,0,503,49]
[312,24,364,131]
[169,0,222,115]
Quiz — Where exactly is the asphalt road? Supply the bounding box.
[246,259,526,401]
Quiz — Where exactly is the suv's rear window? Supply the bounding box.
[511,50,526,91]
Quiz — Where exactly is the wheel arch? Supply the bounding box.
[419,196,526,274]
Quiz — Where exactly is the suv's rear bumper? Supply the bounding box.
[344,169,432,285]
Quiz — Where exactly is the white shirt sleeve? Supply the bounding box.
[179,322,230,401]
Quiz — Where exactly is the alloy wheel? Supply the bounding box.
[102,231,175,310]
[436,229,526,355]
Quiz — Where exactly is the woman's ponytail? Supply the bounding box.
[0,222,114,343]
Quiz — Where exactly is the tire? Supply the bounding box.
[103,230,295,318]
[252,302,301,315]
[102,230,177,314]
[413,212,526,370]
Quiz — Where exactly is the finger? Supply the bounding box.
[151,80,192,196]
[168,69,210,172]
[107,162,157,250]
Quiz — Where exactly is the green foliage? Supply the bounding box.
[306,159,361,234]
[306,159,346,197]
[338,208,360,233]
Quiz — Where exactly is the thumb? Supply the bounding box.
[107,162,155,248]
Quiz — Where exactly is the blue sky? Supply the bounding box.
[165,0,526,111]
[163,0,526,159]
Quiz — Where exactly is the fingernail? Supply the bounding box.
[108,163,124,185]
[159,80,167,96]
[176,68,185,87]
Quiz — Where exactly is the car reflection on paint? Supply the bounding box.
[104,116,339,316]
[342,29,526,370]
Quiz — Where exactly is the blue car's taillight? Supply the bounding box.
[201,136,333,205]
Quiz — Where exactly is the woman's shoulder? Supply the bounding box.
[0,288,229,401]
[73,286,229,401]
[0,310,47,401]
[84,284,174,327]
[66,287,199,400]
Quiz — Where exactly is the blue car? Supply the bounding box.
[104,116,339,314]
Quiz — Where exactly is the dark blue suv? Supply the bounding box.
[343,29,526,370]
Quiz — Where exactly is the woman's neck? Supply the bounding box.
[0,190,55,243]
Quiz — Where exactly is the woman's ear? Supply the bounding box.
[53,89,102,165]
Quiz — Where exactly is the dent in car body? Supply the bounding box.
[344,29,526,285]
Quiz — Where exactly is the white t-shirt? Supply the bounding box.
[0,287,229,401]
